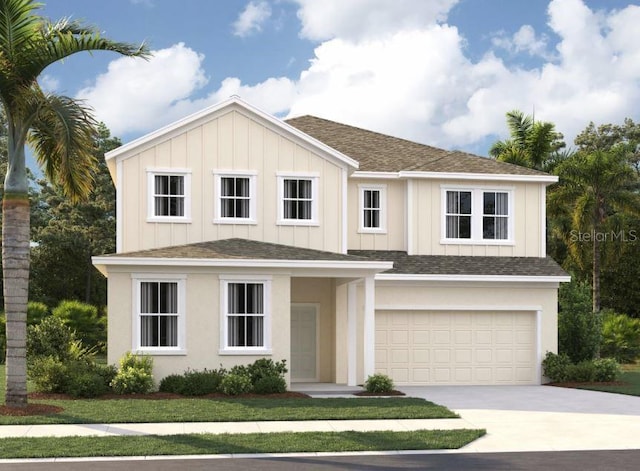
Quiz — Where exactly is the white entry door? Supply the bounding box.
[291,304,318,382]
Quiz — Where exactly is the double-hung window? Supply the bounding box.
[135,276,185,352]
[220,277,271,353]
[359,184,387,233]
[442,187,513,243]
[277,174,318,225]
[147,169,191,222]
[214,172,256,223]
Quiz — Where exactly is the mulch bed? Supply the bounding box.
[354,390,405,396]
[0,403,64,416]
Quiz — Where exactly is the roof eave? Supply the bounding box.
[376,274,571,283]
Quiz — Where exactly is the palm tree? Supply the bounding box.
[549,149,640,318]
[490,110,566,172]
[0,0,148,408]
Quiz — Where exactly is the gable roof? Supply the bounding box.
[286,115,553,179]
[349,250,569,282]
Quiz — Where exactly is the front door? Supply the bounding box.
[290,304,318,382]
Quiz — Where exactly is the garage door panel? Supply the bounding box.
[375,311,537,385]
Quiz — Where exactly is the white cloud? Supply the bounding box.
[39,74,60,93]
[76,0,640,156]
[77,43,208,136]
[492,25,554,60]
[293,0,459,41]
[233,1,272,37]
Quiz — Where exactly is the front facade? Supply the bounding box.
[93,97,568,386]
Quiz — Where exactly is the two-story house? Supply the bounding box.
[93,96,569,387]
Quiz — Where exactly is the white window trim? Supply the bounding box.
[219,275,272,355]
[276,172,319,226]
[146,168,192,223]
[131,273,187,355]
[358,184,387,233]
[440,185,515,245]
[213,171,258,224]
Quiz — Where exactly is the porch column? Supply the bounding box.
[363,275,375,380]
[347,281,357,386]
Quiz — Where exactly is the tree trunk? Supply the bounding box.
[3,194,30,408]
[592,227,601,359]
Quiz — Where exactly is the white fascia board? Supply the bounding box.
[398,171,558,183]
[351,171,400,179]
[92,256,393,272]
[376,273,571,283]
[105,96,359,170]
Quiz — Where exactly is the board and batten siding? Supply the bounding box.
[408,179,544,256]
[119,110,345,253]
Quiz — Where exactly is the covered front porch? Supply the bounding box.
[289,276,378,387]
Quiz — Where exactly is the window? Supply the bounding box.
[359,184,387,232]
[147,169,191,222]
[442,187,513,243]
[483,191,509,240]
[134,276,185,352]
[220,277,271,353]
[277,174,318,225]
[445,190,472,239]
[214,172,257,223]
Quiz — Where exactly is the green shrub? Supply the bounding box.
[27,316,76,362]
[542,352,572,382]
[558,281,600,362]
[364,373,395,393]
[158,374,186,394]
[110,352,154,394]
[29,356,69,393]
[253,375,287,394]
[593,358,620,382]
[567,360,596,382]
[247,359,287,384]
[27,302,50,326]
[220,372,252,396]
[53,300,106,351]
[65,365,112,398]
[601,312,640,363]
[181,369,225,395]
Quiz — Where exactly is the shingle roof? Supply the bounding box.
[348,250,568,277]
[286,115,548,176]
[104,238,374,262]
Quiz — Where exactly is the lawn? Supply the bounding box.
[0,429,486,459]
[574,362,640,397]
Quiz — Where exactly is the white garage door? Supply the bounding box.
[375,311,537,385]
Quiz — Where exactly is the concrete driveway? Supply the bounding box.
[399,385,640,452]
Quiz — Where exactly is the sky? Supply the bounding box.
[37,0,640,157]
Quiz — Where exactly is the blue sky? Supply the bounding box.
[37,0,640,156]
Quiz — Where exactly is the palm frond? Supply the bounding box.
[27,90,98,202]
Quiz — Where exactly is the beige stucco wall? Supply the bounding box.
[290,278,336,382]
[118,109,345,254]
[408,179,545,256]
[106,267,291,384]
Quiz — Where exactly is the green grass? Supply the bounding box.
[0,396,457,425]
[0,429,485,459]
[575,363,640,397]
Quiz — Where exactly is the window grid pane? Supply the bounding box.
[139,281,179,348]
[283,178,313,220]
[363,189,381,228]
[445,191,471,239]
[483,192,509,240]
[221,177,251,218]
[154,175,185,217]
[227,282,265,347]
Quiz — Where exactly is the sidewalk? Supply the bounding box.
[0,417,470,438]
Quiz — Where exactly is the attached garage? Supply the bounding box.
[375,310,538,385]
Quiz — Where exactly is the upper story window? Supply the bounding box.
[147,169,191,223]
[214,172,257,224]
[277,173,318,225]
[220,276,271,354]
[442,187,513,244]
[359,184,387,233]
[134,275,186,353]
